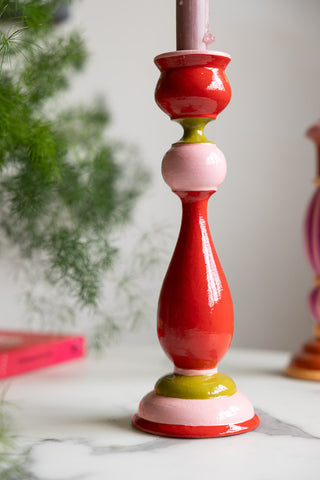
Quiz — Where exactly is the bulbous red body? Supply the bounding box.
[157,191,233,370]
[154,51,231,120]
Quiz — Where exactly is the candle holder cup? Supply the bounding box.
[132,50,259,438]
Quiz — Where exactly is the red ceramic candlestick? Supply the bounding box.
[132,49,259,437]
[286,122,320,380]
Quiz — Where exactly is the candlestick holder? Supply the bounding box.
[132,50,259,437]
[286,122,320,380]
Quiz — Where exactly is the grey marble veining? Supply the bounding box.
[5,346,320,480]
[18,407,320,480]
[27,407,319,457]
[255,408,319,439]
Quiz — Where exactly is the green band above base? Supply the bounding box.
[155,372,236,399]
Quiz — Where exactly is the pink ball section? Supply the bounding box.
[308,287,320,324]
[162,143,226,192]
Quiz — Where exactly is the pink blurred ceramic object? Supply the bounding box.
[286,122,320,380]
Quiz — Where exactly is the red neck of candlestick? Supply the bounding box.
[157,191,234,370]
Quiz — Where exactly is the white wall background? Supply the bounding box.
[1,0,320,351]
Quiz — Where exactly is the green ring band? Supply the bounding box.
[176,117,214,144]
[155,372,237,399]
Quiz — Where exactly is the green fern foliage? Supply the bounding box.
[0,0,148,309]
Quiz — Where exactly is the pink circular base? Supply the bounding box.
[137,390,255,426]
[132,414,259,438]
[133,390,259,438]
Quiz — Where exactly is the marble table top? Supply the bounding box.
[4,344,320,479]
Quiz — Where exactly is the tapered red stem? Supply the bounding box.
[158,191,233,370]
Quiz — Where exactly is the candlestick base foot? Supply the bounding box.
[132,413,259,439]
[286,337,320,380]
[132,391,259,438]
[285,365,320,381]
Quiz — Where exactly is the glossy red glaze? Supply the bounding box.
[154,51,231,119]
[132,414,259,439]
[157,191,233,370]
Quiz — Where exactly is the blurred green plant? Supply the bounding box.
[0,1,148,325]
[0,393,35,479]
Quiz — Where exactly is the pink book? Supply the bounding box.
[0,330,85,379]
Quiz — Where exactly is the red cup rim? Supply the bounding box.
[154,50,231,72]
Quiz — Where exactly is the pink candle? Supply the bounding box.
[176,0,214,51]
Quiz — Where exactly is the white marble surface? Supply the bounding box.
[4,345,320,479]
